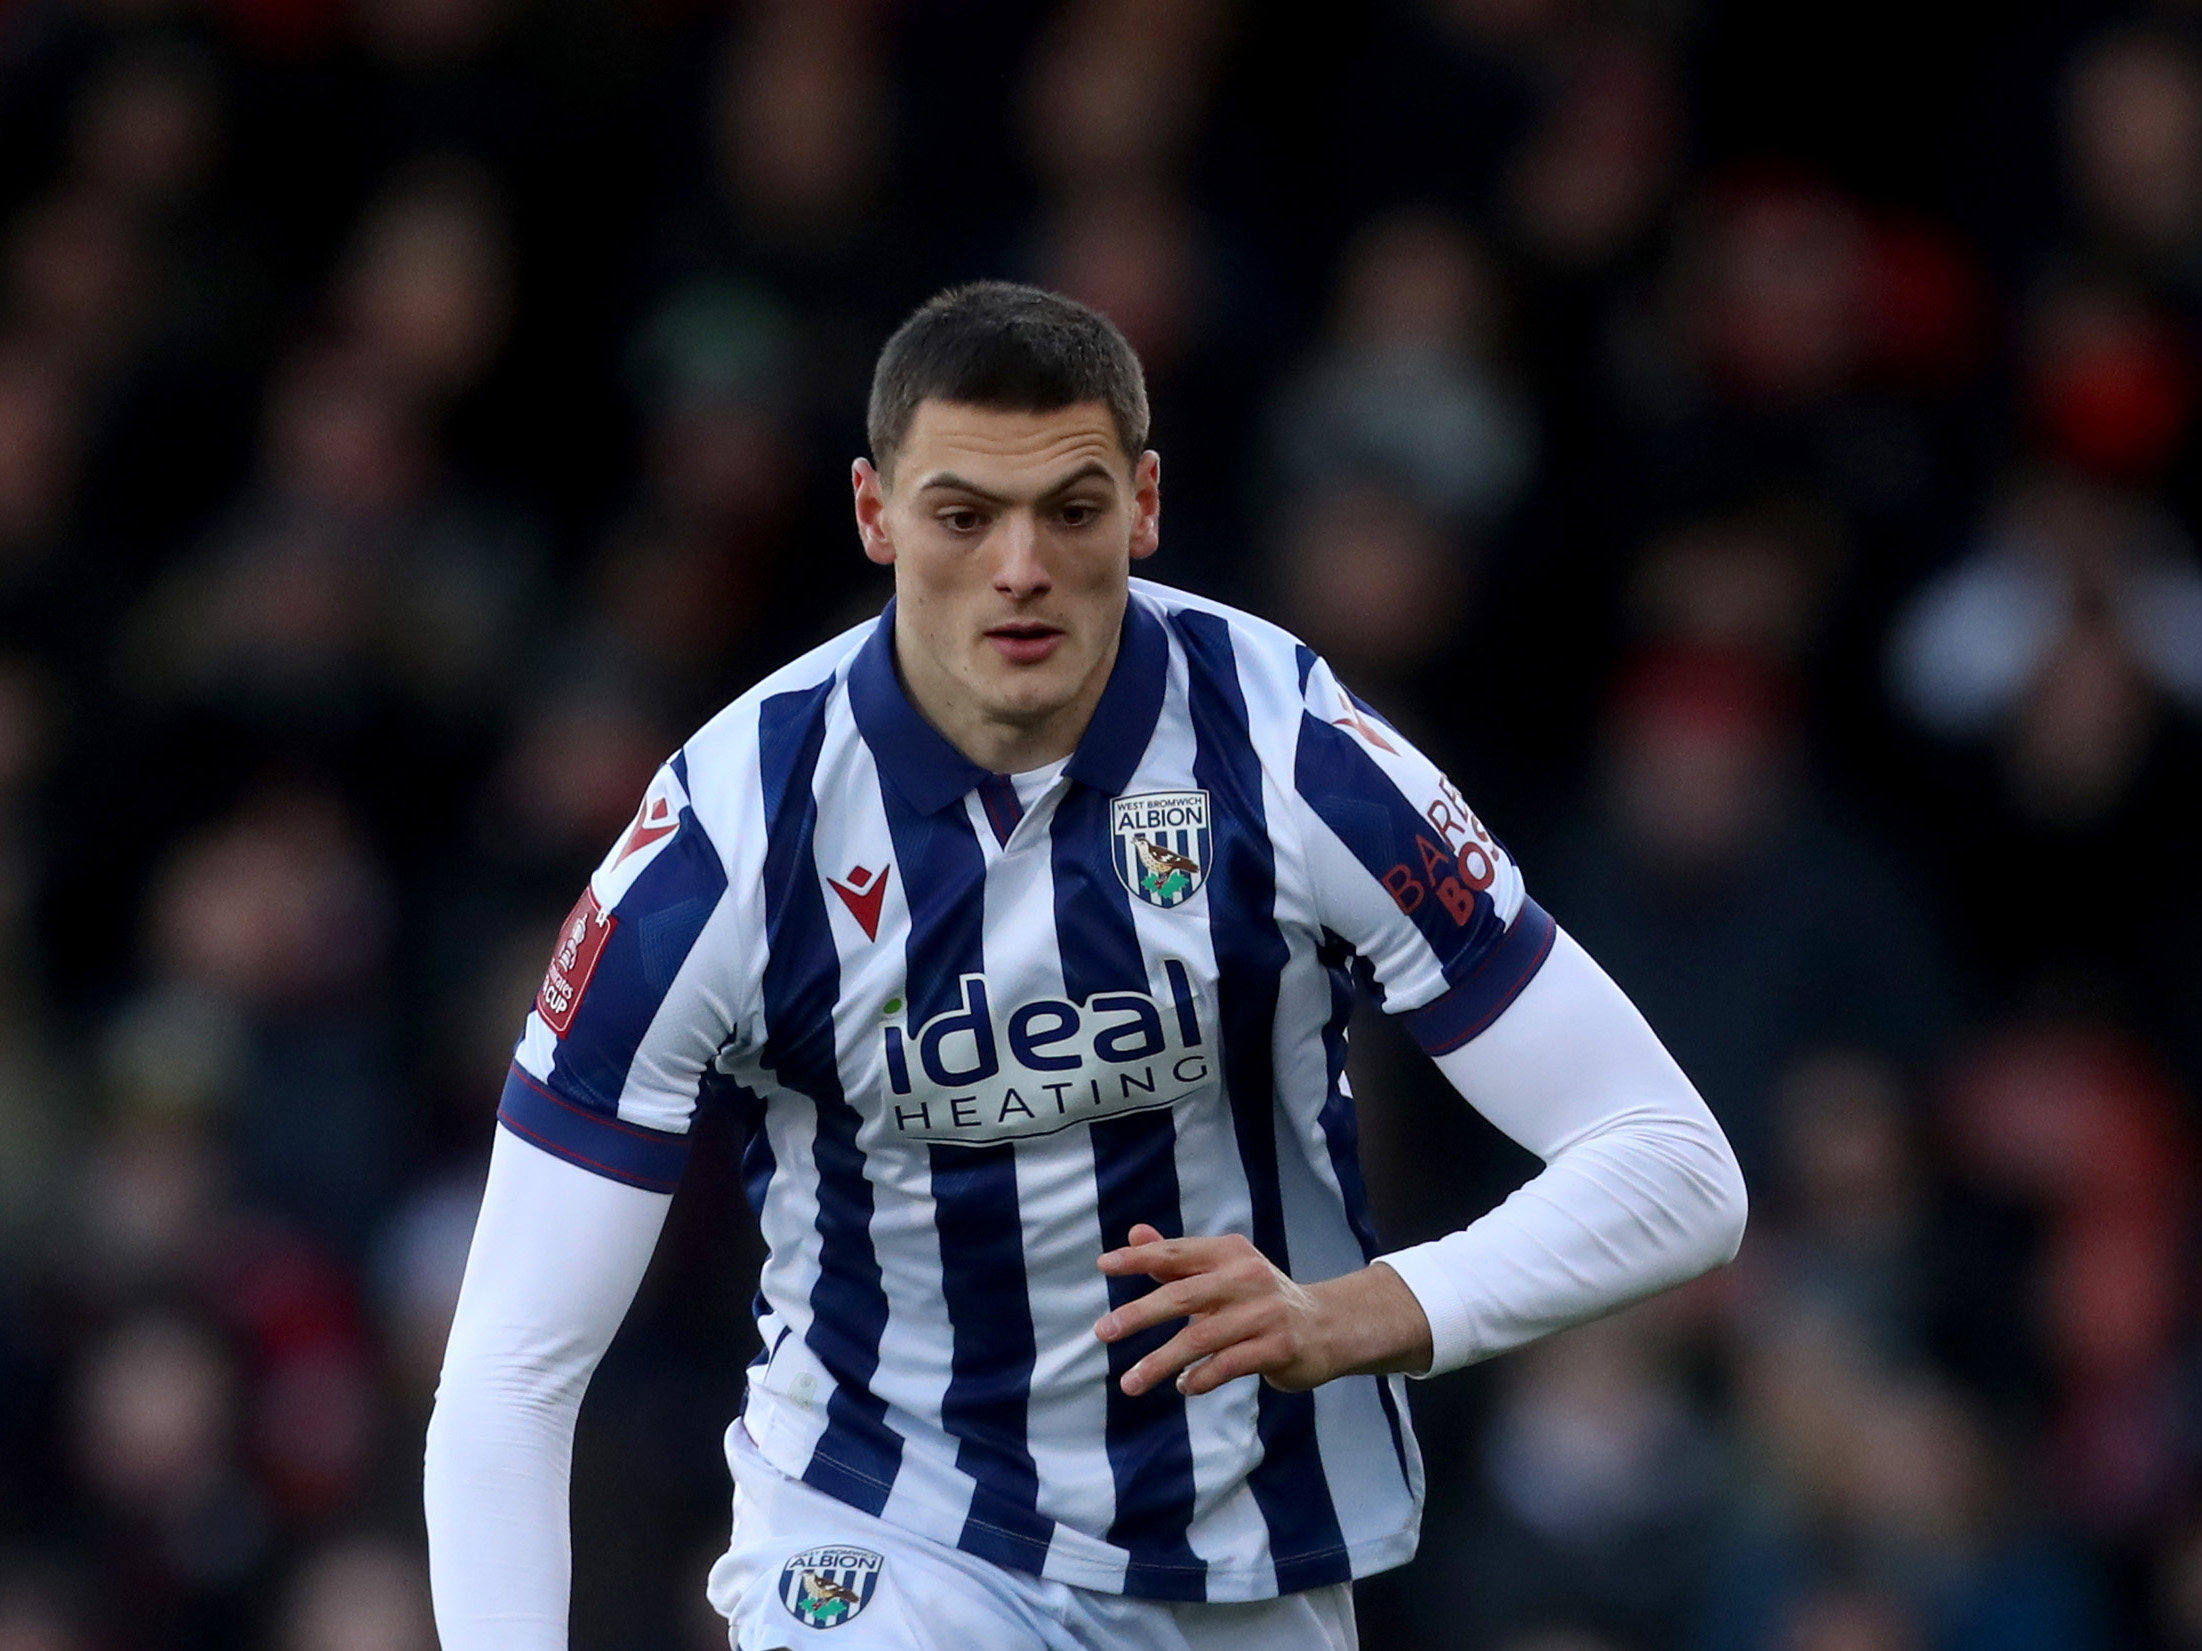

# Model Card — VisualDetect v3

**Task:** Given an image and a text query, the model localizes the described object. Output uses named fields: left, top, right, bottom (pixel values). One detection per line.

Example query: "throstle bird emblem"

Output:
left=778, top=1546, right=883, bottom=1629
left=1132, top=834, right=1200, bottom=900
left=803, top=1573, right=860, bottom=1609
left=1110, top=790, right=1211, bottom=908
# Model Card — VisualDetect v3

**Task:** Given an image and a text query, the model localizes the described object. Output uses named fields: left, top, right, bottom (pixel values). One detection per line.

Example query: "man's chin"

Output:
left=970, top=667, right=1082, bottom=726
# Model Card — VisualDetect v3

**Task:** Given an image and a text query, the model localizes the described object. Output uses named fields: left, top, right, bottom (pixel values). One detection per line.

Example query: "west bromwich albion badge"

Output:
left=779, top=1546, right=882, bottom=1630
left=1111, top=790, right=1211, bottom=908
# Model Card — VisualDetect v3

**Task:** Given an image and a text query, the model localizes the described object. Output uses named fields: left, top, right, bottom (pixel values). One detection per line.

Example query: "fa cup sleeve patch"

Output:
left=537, top=887, right=618, bottom=1038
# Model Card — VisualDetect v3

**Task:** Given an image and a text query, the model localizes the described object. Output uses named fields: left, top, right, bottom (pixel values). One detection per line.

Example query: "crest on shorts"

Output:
left=1111, top=789, right=1211, bottom=909
left=778, top=1546, right=883, bottom=1630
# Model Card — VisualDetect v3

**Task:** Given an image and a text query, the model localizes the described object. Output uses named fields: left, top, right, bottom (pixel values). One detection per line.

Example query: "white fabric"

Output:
left=711, top=1422, right=1355, bottom=1651
left=424, top=1124, right=671, bottom=1651
left=1378, top=927, right=1747, bottom=1375
left=510, top=582, right=1541, bottom=1598
left=424, top=922, right=1744, bottom=1647
left=1010, top=754, right=1071, bottom=807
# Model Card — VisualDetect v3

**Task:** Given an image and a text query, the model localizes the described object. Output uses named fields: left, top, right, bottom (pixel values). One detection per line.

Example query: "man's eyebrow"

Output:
left=912, top=461, right=1119, bottom=504
left=912, top=472, right=1008, bottom=504
left=1034, top=460, right=1118, bottom=500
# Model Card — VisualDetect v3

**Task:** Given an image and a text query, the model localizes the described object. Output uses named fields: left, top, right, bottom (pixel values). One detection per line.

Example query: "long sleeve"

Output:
left=424, top=1124, right=672, bottom=1650
left=1377, top=925, right=1748, bottom=1375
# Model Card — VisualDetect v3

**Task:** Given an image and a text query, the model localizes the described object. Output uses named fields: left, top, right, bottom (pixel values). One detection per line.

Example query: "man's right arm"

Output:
left=424, top=1124, right=673, bottom=1651
left=424, top=739, right=756, bottom=1644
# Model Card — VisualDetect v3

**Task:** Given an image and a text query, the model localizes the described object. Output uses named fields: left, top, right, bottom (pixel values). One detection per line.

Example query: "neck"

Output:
left=892, top=622, right=1120, bottom=775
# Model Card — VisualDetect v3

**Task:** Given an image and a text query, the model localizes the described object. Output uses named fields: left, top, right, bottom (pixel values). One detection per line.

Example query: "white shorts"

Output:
left=708, top=1424, right=1358, bottom=1651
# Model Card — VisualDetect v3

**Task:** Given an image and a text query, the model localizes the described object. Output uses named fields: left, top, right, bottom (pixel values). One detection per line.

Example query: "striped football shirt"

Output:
left=500, top=578, right=1556, bottom=1602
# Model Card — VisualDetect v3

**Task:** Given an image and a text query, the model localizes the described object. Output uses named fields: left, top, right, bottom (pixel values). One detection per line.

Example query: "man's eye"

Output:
left=942, top=509, right=984, bottom=533
left=1060, top=502, right=1100, bottom=527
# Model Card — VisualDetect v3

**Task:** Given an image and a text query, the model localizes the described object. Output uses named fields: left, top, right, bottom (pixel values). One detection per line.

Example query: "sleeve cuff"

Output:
left=497, top=1065, right=690, bottom=1194
left=1399, top=897, right=1557, bottom=1056
left=1376, top=1237, right=1492, bottom=1377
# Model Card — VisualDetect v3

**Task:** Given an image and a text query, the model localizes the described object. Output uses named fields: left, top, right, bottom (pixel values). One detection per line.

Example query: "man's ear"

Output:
left=853, top=458, right=896, bottom=566
left=1129, top=450, right=1161, bottom=562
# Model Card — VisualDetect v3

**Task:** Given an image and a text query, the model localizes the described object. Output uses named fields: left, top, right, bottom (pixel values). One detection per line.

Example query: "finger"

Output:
left=1122, top=1296, right=1294, bottom=1396
left=1098, top=1245, right=1202, bottom=1284
left=1126, top=1221, right=1166, bottom=1247
left=1093, top=1272, right=1234, bottom=1344
left=1175, top=1337, right=1287, bottom=1397
left=1097, top=1234, right=1189, bottom=1276
left=1098, top=1234, right=1251, bottom=1282
left=1128, top=1318, right=1295, bottom=1398
left=1095, top=1247, right=1284, bottom=1339
left=1119, top=1311, right=1250, bottom=1396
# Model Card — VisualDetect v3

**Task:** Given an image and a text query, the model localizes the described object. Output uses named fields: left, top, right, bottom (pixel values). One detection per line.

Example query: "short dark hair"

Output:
left=867, top=282, right=1150, bottom=479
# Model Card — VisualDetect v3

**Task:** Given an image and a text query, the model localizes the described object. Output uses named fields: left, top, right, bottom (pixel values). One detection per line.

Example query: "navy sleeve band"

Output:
left=1399, top=899, right=1558, bottom=1055
left=497, top=1065, right=690, bottom=1194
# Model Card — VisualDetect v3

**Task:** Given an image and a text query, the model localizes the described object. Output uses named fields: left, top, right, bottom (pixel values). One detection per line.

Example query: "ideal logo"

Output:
left=880, top=962, right=1212, bottom=1144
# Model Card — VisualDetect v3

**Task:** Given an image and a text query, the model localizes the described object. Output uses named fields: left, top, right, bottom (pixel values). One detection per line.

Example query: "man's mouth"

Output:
left=985, top=622, right=1065, bottom=665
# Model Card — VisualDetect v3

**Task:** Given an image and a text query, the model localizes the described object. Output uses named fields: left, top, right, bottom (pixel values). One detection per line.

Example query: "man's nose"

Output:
left=993, top=513, right=1051, bottom=596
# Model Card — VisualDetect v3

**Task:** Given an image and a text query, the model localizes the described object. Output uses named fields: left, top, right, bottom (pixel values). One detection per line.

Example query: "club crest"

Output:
left=1111, top=790, right=1211, bottom=909
left=778, top=1546, right=882, bottom=1630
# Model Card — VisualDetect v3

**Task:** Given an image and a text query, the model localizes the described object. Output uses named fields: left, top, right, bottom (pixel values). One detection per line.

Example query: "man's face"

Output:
left=853, top=398, right=1159, bottom=762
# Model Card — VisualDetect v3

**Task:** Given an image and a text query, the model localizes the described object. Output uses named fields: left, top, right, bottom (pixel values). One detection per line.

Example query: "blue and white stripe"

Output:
left=501, top=579, right=1547, bottom=1601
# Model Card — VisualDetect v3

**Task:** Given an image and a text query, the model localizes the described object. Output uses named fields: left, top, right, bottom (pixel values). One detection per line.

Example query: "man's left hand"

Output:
left=1094, top=1224, right=1434, bottom=1397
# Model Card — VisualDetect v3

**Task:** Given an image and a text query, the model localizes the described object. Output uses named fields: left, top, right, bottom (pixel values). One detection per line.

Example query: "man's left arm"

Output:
left=1097, top=656, right=1745, bottom=1394
left=1096, top=923, right=1746, bottom=1394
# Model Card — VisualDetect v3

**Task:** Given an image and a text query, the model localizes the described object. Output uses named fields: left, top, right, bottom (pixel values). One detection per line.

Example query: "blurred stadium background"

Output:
left=0, top=0, right=2200, bottom=1646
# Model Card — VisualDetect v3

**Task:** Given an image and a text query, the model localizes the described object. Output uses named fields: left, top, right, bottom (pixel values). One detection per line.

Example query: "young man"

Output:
left=425, top=283, right=1747, bottom=1651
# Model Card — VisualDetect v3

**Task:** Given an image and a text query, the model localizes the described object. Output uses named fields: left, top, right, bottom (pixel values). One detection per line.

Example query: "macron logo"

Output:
left=1331, top=689, right=1398, bottom=755
left=828, top=864, right=891, bottom=940
left=616, top=793, right=680, bottom=865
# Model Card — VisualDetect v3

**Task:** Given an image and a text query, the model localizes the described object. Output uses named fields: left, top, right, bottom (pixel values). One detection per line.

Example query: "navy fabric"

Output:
left=1374, top=1374, right=1412, bottom=1489
left=496, top=1065, right=689, bottom=1193
left=1400, top=899, right=1559, bottom=1054
left=545, top=807, right=727, bottom=1112
left=1293, top=711, right=1515, bottom=990
left=1174, top=609, right=1352, bottom=1593
left=1312, top=938, right=1416, bottom=1492
left=848, top=605, right=990, bottom=815
left=1050, top=781, right=1206, bottom=1600
left=1063, top=595, right=1171, bottom=798
left=519, top=588, right=1488, bottom=1600
left=850, top=594, right=1170, bottom=817
left=929, top=1143, right=1052, bottom=1572
left=976, top=771, right=1025, bottom=846
left=759, top=679, right=904, bottom=1514
left=1313, top=936, right=1382, bottom=1264
left=701, top=1064, right=781, bottom=1339
left=879, top=775, right=1053, bottom=1571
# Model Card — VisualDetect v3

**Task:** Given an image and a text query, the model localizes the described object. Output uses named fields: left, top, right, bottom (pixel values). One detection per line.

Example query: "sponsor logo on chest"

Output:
left=879, top=962, right=1212, bottom=1145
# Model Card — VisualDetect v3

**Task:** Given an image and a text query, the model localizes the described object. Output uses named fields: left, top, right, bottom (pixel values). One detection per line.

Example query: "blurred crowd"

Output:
left=0, top=0, right=2198, bottom=1647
